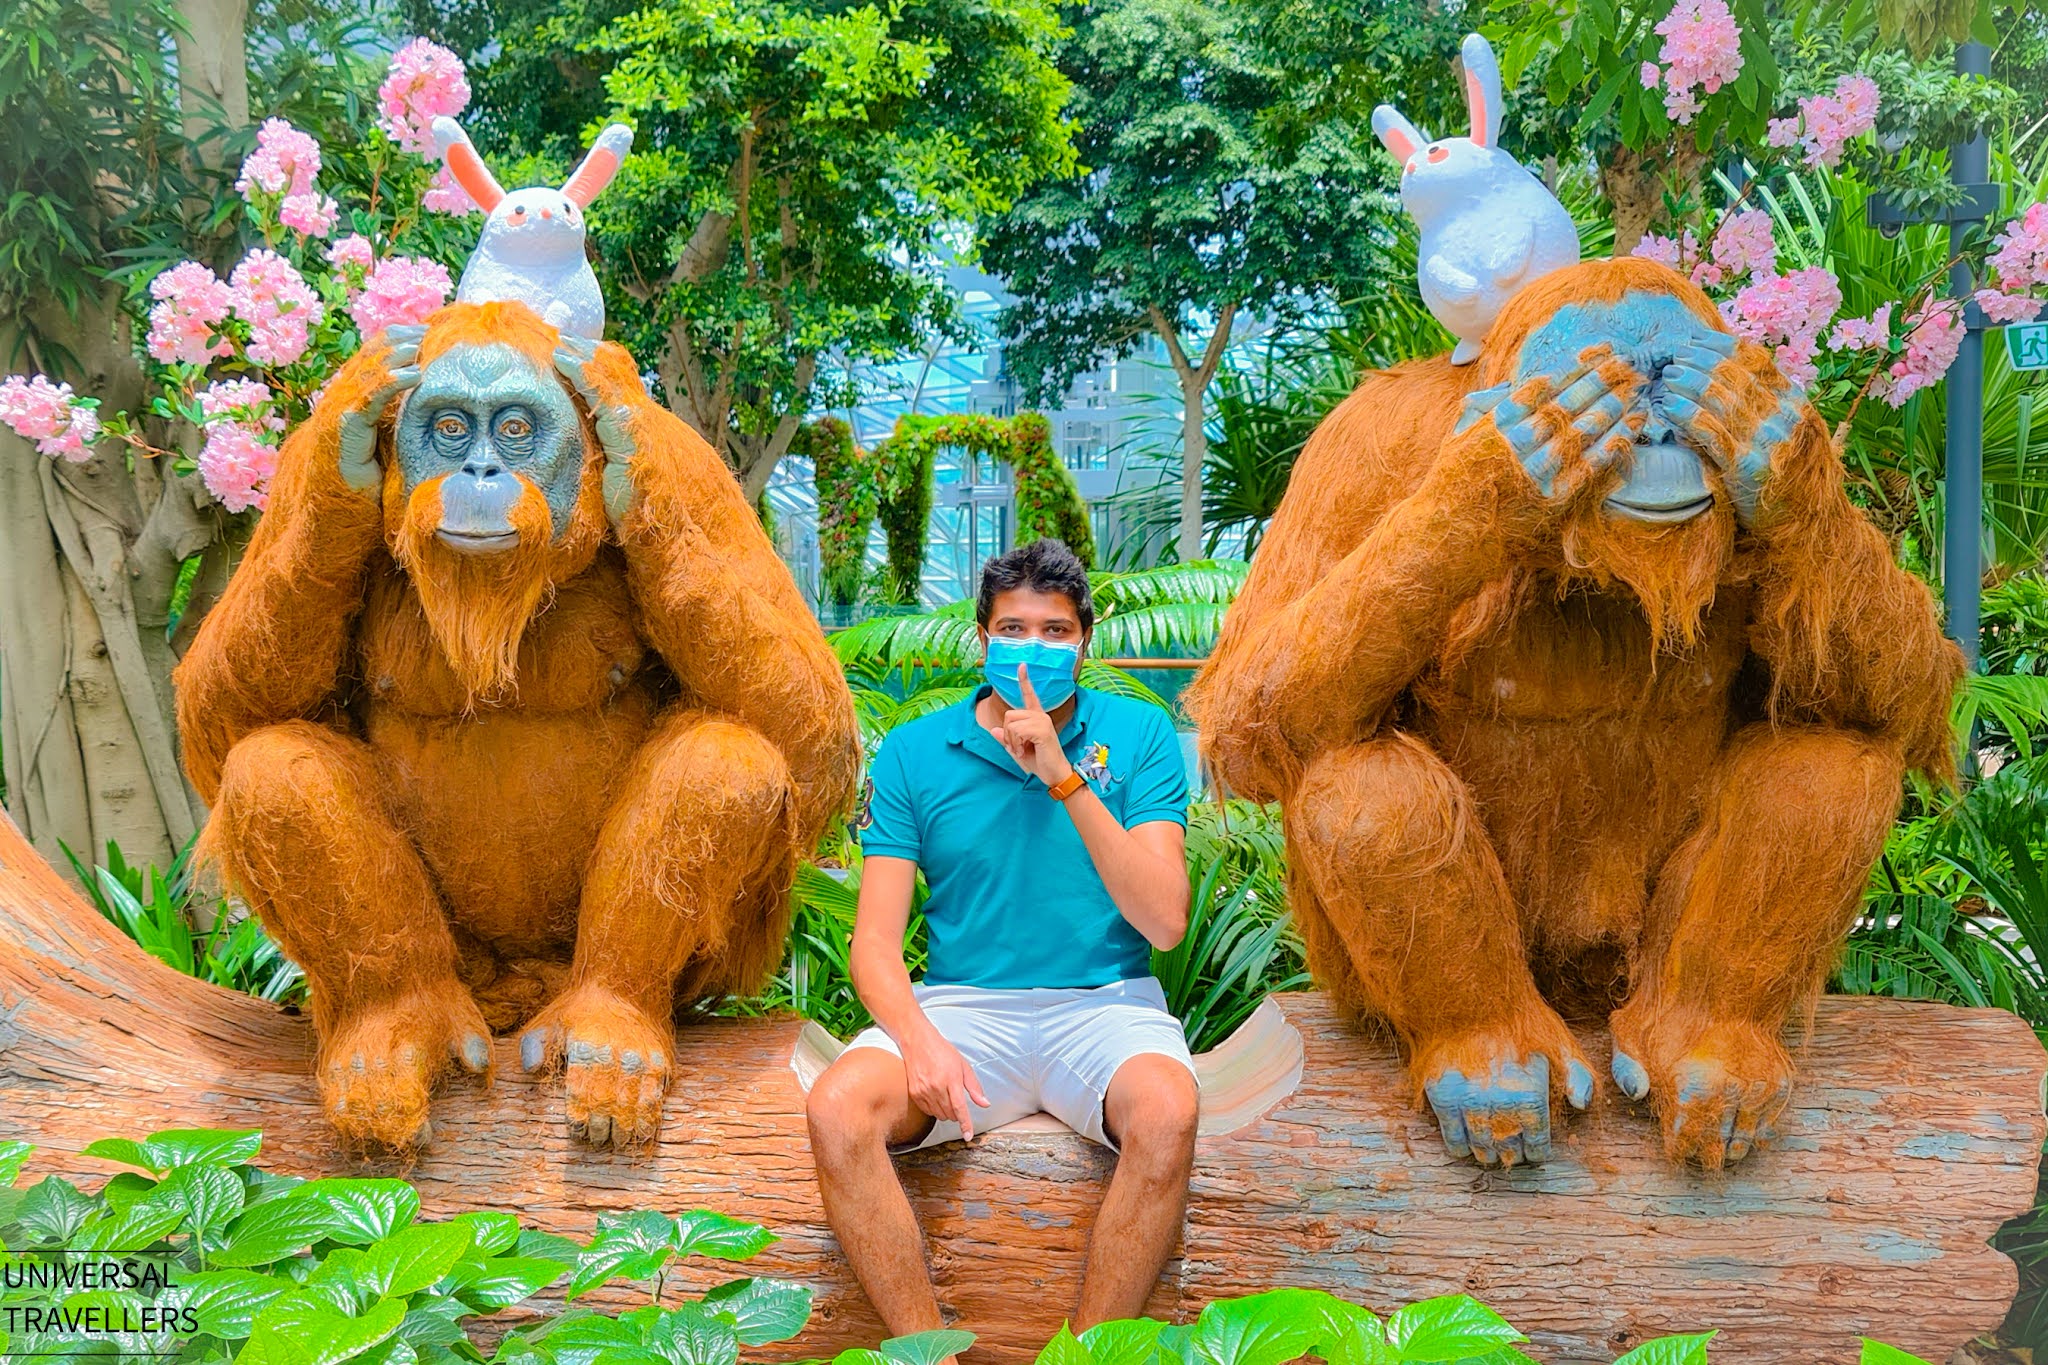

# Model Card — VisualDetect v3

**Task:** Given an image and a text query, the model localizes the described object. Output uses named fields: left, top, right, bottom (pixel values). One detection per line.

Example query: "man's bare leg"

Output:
left=1075, top=1055, right=1200, bottom=1330
left=807, top=1049, right=946, bottom=1336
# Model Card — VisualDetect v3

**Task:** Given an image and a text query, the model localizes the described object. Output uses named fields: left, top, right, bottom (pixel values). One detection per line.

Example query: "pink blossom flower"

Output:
left=146, top=262, right=235, bottom=366
left=1709, top=208, right=1777, bottom=283
left=1828, top=304, right=1893, bottom=352
left=1650, top=0, right=1743, bottom=124
left=1876, top=300, right=1963, bottom=406
left=1689, top=261, right=1726, bottom=288
left=1723, top=266, right=1842, bottom=386
left=1975, top=289, right=2043, bottom=325
left=349, top=255, right=453, bottom=336
left=228, top=250, right=323, bottom=368
left=0, top=374, right=99, bottom=461
left=1632, top=230, right=1697, bottom=272
left=421, top=163, right=481, bottom=216
left=280, top=192, right=340, bottom=237
left=326, top=234, right=375, bottom=272
left=235, top=118, right=322, bottom=201
left=197, top=421, right=279, bottom=513
left=1640, top=62, right=1661, bottom=89
left=378, top=39, right=470, bottom=155
left=1774, top=74, right=1881, bottom=169
left=197, top=377, right=285, bottom=432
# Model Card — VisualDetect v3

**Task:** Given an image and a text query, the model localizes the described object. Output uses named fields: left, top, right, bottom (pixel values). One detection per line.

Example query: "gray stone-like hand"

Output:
left=552, top=335, right=638, bottom=528
left=338, top=324, right=425, bottom=496
left=1656, top=331, right=1803, bottom=528
left=1454, top=345, right=1645, bottom=500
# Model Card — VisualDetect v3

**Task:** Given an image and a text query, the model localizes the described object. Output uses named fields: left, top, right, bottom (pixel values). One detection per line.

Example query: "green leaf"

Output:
left=1383, top=1297, right=1524, bottom=1361
left=1614, top=1334, right=1717, bottom=1365
left=291, top=1179, right=422, bottom=1244
left=141, top=1128, right=263, bottom=1171
left=0, top=1139, right=33, bottom=1185
left=1860, top=1346, right=1934, bottom=1365
left=700, top=1277, right=814, bottom=1345
left=444, top=1255, right=566, bottom=1312
left=1079, top=1320, right=1166, bottom=1365
left=669, top=1209, right=775, bottom=1261
left=449, top=1211, right=521, bottom=1257
left=365, top=1222, right=476, bottom=1299
left=17, top=1175, right=100, bottom=1244
left=69, top=1197, right=186, bottom=1251
left=397, top=1297, right=473, bottom=1350
left=1322, top=1321, right=1396, bottom=1365
left=1035, top=1324, right=1092, bottom=1365
left=1188, top=1288, right=1328, bottom=1365
left=151, top=1161, right=246, bottom=1233
left=650, top=1302, right=742, bottom=1365
left=303, top=1246, right=379, bottom=1315
left=81, top=1137, right=158, bottom=1172
left=880, top=1329, right=975, bottom=1365
left=240, top=1292, right=407, bottom=1365
left=178, top=1268, right=294, bottom=1338
left=214, top=1196, right=350, bottom=1267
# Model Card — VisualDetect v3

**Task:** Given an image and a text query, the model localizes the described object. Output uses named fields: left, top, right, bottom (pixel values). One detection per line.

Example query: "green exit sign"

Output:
left=2012, top=321, right=2048, bottom=372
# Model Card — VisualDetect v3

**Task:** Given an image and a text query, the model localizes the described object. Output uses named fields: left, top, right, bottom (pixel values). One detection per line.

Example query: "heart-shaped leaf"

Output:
left=700, top=1277, right=813, bottom=1345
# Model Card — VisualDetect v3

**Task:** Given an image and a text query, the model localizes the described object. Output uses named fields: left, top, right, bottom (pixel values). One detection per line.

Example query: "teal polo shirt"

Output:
left=856, top=686, right=1191, bottom=989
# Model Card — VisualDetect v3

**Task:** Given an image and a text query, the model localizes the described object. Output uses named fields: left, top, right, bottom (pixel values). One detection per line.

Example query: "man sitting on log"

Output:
left=806, top=538, right=1199, bottom=1335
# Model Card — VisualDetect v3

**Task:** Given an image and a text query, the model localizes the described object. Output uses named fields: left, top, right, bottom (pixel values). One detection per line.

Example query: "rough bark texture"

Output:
left=0, top=810, right=2041, bottom=1364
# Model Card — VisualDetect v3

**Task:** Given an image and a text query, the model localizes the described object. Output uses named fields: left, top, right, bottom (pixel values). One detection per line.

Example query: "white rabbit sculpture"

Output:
left=1373, top=34, right=1581, bottom=365
left=433, top=117, right=634, bottom=340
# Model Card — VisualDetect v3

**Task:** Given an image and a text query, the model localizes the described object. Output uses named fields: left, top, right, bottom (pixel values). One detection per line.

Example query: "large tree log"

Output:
left=1, top=809, right=2043, bottom=1364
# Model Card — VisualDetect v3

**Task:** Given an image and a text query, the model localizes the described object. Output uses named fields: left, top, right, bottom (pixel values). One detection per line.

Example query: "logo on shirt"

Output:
left=854, top=775, right=875, bottom=830
left=1075, top=742, right=1114, bottom=789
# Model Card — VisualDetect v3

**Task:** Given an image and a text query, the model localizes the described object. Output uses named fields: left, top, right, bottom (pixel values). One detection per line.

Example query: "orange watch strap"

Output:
left=1046, top=770, right=1088, bottom=802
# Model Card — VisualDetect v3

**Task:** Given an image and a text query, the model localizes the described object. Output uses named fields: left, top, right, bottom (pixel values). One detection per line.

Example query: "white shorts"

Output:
left=841, top=976, right=1196, bottom=1152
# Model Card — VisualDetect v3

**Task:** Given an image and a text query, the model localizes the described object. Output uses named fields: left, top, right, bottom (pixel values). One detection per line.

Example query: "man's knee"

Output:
left=806, top=1056, right=903, bottom=1164
left=1108, top=1056, right=1199, bottom=1169
left=1295, top=734, right=1472, bottom=877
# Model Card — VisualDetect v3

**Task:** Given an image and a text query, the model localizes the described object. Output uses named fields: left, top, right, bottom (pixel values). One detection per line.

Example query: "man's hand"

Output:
left=992, top=667, right=1075, bottom=787
left=337, top=325, right=425, bottom=497
left=900, top=1024, right=991, bottom=1141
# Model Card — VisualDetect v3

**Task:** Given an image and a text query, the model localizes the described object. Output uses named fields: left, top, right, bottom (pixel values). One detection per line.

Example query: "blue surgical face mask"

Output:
left=984, top=635, right=1081, bottom=709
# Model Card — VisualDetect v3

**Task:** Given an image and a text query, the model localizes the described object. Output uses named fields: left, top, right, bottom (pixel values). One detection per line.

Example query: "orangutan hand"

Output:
left=336, top=325, right=424, bottom=498
left=552, top=335, right=639, bottom=530
left=1454, top=343, right=1647, bottom=508
left=1656, top=330, right=1806, bottom=529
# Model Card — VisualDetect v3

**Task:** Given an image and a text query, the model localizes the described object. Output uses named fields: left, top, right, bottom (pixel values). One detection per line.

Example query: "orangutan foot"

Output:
left=318, top=980, right=492, bottom=1151
left=1414, top=1012, right=1595, bottom=1168
left=1609, top=1010, right=1793, bottom=1170
left=518, top=982, right=675, bottom=1148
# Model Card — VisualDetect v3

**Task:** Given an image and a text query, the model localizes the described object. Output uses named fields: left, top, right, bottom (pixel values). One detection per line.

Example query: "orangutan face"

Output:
left=394, top=343, right=586, bottom=552
left=1511, top=292, right=1726, bottom=525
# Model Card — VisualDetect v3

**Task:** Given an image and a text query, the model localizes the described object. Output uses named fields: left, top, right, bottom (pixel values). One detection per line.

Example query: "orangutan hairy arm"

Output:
left=172, top=333, right=423, bottom=803
left=1659, top=340, right=1964, bottom=778
left=1201, top=347, right=1647, bottom=799
left=552, top=337, right=859, bottom=836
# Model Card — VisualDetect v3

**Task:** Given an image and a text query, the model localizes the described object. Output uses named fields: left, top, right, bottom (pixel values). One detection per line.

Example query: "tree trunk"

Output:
left=1178, top=375, right=1208, bottom=563
left=1, top=809, right=2041, bottom=1365
left=1600, top=139, right=1709, bottom=257
left=175, top=0, right=249, bottom=158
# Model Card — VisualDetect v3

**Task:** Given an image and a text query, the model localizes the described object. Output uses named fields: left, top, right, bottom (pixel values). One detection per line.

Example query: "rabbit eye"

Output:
left=1427, top=145, right=1450, bottom=163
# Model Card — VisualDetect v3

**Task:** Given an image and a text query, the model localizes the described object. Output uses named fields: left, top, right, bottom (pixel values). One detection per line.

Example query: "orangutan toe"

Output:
left=316, top=981, right=491, bottom=1151
left=1612, top=1013, right=1794, bottom=1169
left=521, top=985, right=675, bottom=1148
left=1418, top=1020, right=1594, bottom=1168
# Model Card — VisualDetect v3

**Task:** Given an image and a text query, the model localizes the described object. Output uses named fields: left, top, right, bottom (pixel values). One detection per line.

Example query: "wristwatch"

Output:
left=1046, top=770, right=1088, bottom=802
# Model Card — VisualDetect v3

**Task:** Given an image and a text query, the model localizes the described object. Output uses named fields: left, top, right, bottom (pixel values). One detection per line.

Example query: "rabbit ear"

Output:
left=1373, top=106, right=1427, bottom=163
left=563, top=124, right=634, bottom=208
left=433, top=117, right=505, bottom=212
left=1461, top=34, right=1504, bottom=147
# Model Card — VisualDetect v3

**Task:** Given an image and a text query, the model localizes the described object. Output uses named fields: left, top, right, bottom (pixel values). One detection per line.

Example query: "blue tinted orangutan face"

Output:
left=1512, top=292, right=1724, bottom=524
left=395, top=343, right=585, bottom=551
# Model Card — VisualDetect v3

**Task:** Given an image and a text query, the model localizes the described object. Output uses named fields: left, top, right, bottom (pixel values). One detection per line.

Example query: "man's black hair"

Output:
left=975, top=538, right=1094, bottom=630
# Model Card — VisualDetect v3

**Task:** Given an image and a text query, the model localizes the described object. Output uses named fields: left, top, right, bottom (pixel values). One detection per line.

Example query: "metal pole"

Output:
left=1944, top=40, right=1991, bottom=666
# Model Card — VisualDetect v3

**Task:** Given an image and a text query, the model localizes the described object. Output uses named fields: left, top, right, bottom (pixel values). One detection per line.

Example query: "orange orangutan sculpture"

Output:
left=173, top=301, right=859, bottom=1152
left=1189, top=257, right=1963, bottom=1170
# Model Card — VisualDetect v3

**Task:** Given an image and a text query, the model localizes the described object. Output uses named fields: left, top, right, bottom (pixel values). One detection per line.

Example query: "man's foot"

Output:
left=1610, top=1007, right=1793, bottom=1169
left=1414, top=1010, right=1595, bottom=1168
left=318, top=981, right=492, bottom=1151
left=519, top=982, right=675, bottom=1148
